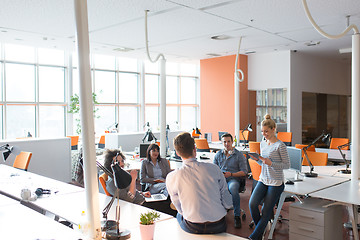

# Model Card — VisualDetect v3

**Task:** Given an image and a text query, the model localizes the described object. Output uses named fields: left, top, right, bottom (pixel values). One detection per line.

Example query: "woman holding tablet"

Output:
left=248, top=115, right=290, bottom=240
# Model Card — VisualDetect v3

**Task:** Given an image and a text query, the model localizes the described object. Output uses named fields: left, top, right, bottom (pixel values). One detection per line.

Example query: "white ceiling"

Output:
left=0, top=0, right=359, bottom=63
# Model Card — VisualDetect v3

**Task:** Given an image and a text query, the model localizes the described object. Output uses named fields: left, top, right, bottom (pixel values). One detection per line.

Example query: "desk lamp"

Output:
left=97, top=160, right=132, bottom=239
left=191, top=127, right=201, bottom=138
left=142, top=122, right=157, bottom=143
left=337, top=142, right=351, bottom=174
left=240, top=124, right=252, bottom=149
left=1, top=144, right=21, bottom=161
left=302, top=132, right=331, bottom=177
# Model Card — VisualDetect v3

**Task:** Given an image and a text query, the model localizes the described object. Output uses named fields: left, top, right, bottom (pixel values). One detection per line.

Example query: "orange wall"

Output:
left=200, top=54, right=254, bottom=142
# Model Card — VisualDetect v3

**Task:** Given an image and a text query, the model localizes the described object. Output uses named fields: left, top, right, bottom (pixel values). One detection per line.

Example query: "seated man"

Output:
left=214, top=133, right=248, bottom=228
left=166, top=132, right=232, bottom=234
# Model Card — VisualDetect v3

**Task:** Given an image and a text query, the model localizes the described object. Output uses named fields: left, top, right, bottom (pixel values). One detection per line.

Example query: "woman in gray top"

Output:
left=140, top=143, right=172, bottom=197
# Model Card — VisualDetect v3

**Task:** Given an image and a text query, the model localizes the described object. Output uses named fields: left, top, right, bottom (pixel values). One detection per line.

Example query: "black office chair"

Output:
left=238, top=178, right=247, bottom=221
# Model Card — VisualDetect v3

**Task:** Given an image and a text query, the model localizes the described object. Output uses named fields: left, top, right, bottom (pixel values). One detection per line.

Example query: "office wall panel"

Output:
left=200, top=54, right=250, bottom=142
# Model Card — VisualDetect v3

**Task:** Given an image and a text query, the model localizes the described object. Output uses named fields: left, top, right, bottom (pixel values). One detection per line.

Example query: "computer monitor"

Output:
left=140, top=143, right=151, bottom=158
left=218, top=131, right=228, bottom=141
left=287, top=146, right=302, bottom=172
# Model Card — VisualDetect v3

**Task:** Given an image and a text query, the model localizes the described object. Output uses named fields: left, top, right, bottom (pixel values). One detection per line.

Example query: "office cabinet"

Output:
left=289, top=198, right=342, bottom=240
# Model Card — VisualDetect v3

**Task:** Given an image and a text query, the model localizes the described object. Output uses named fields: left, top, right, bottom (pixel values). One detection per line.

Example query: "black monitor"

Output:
left=140, top=143, right=150, bottom=158
left=287, top=146, right=302, bottom=172
left=218, top=131, right=228, bottom=141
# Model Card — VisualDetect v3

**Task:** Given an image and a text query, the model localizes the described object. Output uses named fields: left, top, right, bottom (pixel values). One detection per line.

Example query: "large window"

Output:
left=0, top=43, right=199, bottom=139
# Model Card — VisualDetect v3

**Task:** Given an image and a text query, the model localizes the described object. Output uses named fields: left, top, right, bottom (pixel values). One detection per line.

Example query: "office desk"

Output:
left=208, top=142, right=250, bottom=153
left=0, top=164, right=83, bottom=201
left=315, top=148, right=351, bottom=163
left=268, top=169, right=350, bottom=239
left=129, top=217, right=247, bottom=239
left=0, top=193, right=19, bottom=207
left=301, top=165, right=352, bottom=178
left=34, top=191, right=173, bottom=229
left=310, top=180, right=360, bottom=240
left=0, top=202, right=84, bottom=239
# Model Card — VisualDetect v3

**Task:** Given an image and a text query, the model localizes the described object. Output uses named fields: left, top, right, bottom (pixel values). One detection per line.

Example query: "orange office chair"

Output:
left=67, top=136, right=79, bottom=150
left=192, top=128, right=201, bottom=138
left=248, top=159, right=261, bottom=183
left=295, top=144, right=316, bottom=151
left=249, top=142, right=260, bottom=154
left=13, top=151, right=32, bottom=171
left=99, top=173, right=112, bottom=196
left=295, top=144, right=316, bottom=160
left=98, top=135, right=105, bottom=149
left=194, top=138, right=210, bottom=152
left=248, top=159, right=262, bottom=228
left=277, top=132, right=292, bottom=146
left=329, top=138, right=349, bottom=150
left=302, top=151, right=328, bottom=166
left=239, top=130, right=250, bottom=143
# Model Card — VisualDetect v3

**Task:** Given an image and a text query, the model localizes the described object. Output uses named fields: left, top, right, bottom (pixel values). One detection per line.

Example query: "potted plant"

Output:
left=68, top=93, right=100, bottom=135
left=139, top=210, right=160, bottom=240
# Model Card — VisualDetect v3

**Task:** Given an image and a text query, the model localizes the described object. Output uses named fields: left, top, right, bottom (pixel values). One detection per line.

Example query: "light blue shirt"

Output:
left=214, top=148, right=248, bottom=176
left=150, top=161, right=163, bottom=179
left=166, top=158, right=233, bottom=223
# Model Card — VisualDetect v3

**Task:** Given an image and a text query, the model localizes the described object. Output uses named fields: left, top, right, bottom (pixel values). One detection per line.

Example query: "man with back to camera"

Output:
left=214, top=133, right=248, bottom=228
left=166, top=132, right=233, bottom=234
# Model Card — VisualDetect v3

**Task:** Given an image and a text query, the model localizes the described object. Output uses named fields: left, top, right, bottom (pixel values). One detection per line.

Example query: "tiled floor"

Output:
left=225, top=179, right=359, bottom=240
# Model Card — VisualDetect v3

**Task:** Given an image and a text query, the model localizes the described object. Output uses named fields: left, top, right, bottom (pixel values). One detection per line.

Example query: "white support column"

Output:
left=73, top=1, right=101, bottom=239
left=351, top=33, right=360, bottom=181
left=235, top=76, right=240, bottom=144
left=159, top=58, right=166, bottom=157
left=140, top=61, right=145, bottom=130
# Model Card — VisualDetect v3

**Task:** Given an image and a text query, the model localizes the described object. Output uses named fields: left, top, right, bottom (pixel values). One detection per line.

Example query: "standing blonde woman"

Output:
left=248, top=115, right=290, bottom=240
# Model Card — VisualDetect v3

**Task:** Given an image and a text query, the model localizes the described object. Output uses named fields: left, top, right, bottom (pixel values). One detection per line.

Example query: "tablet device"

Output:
left=144, top=193, right=167, bottom=202
left=248, top=152, right=260, bottom=159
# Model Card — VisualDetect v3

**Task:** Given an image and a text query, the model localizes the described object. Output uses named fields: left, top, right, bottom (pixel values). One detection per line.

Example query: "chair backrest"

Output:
left=98, top=135, right=105, bottom=148
left=329, top=138, right=349, bottom=150
left=194, top=138, right=210, bottom=152
left=192, top=129, right=201, bottom=138
left=302, top=151, right=328, bottom=166
left=67, top=136, right=79, bottom=150
left=249, top=142, right=260, bottom=154
left=239, top=130, right=250, bottom=143
left=248, top=159, right=261, bottom=181
left=295, top=144, right=315, bottom=151
left=99, top=173, right=111, bottom=196
left=13, top=152, right=32, bottom=171
left=277, top=132, right=292, bottom=146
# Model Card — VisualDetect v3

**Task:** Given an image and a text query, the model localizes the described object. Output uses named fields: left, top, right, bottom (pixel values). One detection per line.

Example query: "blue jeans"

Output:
left=249, top=181, right=284, bottom=240
left=227, top=178, right=241, bottom=217
left=176, top=213, right=226, bottom=234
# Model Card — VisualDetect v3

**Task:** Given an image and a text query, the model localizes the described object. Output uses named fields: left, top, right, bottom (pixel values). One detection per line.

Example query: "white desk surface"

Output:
left=129, top=218, right=247, bottom=240
left=301, top=165, right=352, bottom=178
left=0, top=203, right=84, bottom=240
left=0, top=194, right=19, bottom=207
left=34, top=191, right=173, bottom=228
left=315, top=147, right=351, bottom=161
left=283, top=169, right=349, bottom=196
left=208, top=142, right=250, bottom=153
left=310, top=180, right=360, bottom=206
left=0, top=164, right=83, bottom=200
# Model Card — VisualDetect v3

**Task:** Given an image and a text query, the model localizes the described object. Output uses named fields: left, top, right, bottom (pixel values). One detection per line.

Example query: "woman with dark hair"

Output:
left=140, top=143, right=171, bottom=196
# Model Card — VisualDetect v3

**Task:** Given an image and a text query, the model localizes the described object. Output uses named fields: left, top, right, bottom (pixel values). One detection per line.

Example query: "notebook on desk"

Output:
left=144, top=193, right=167, bottom=202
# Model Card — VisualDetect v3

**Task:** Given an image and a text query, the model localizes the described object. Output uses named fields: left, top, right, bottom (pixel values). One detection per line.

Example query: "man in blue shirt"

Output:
left=214, top=133, right=248, bottom=228
left=166, top=132, right=233, bottom=234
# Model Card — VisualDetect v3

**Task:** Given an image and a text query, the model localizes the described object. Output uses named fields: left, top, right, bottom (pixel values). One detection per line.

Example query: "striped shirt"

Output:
left=258, top=140, right=290, bottom=186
